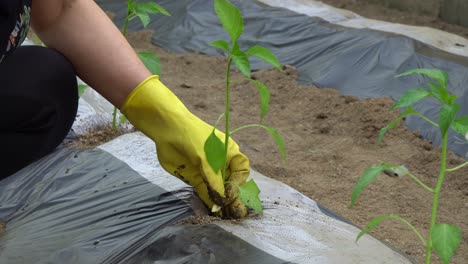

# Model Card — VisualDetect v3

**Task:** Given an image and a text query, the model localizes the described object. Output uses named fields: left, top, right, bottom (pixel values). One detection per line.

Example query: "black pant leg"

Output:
left=0, top=46, right=78, bottom=178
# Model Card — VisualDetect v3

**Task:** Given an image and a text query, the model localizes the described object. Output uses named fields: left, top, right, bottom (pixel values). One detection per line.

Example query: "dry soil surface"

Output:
left=320, top=0, right=468, bottom=39
left=86, top=31, right=467, bottom=264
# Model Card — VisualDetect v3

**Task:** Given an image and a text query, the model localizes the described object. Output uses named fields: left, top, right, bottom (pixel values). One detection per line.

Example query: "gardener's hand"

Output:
left=121, top=76, right=250, bottom=218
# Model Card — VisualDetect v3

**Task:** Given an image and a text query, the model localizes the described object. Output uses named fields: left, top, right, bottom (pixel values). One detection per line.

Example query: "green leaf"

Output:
left=204, top=129, right=226, bottom=174
left=428, top=82, right=449, bottom=103
left=357, top=214, right=410, bottom=242
left=214, top=0, right=244, bottom=42
left=447, top=95, right=457, bottom=104
left=245, top=45, right=281, bottom=70
left=238, top=179, right=262, bottom=213
left=136, top=13, right=151, bottom=28
left=135, top=2, right=170, bottom=16
left=210, top=40, right=230, bottom=52
left=127, top=0, right=136, bottom=13
left=351, top=164, right=396, bottom=207
left=451, top=116, right=468, bottom=136
left=251, top=80, right=270, bottom=123
left=137, top=51, right=161, bottom=75
left=439, top=103, right=460, bottom=136
left=391, top=88, right=430, bottom=110
left=397, top=68, right=449, bottom=88
left=378, top=107, right=418, bottom=144
left=261, top=126, right=286, bottom=161
left=119, top=114, right=127, bottom=125
left=232, top=47, right=251, bottom=77
left=77, top=84, right=88, bottom=97
left=432, top=224, right=462, bottom=264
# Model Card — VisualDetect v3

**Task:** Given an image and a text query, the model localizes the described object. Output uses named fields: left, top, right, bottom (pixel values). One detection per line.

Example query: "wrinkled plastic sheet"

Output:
left=97, top=0, right=468, bottom=158
left=0, top=146, right=285, bottom=263
left=0, top=147, right=193, bottom=263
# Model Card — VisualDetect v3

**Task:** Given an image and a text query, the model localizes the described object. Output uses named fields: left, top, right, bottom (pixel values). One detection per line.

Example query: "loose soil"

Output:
left=72, top=126, right=126, bottom=149
left=320, top=0, right=468, bottom=39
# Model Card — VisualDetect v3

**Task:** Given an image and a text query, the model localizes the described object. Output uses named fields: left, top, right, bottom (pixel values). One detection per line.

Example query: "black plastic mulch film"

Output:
left=97, top=0, right=468, bottom=158
left=0, top=148, right=287, bottom=263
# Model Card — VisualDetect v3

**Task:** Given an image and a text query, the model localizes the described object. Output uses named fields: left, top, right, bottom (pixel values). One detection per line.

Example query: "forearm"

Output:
left=31, top=0, right=150, bottom=108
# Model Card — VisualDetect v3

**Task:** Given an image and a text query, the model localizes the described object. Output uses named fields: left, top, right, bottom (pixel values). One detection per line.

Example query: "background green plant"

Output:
left=111, top=0, right=170, bottom=129
left=204, top=0, right=286, bottom=215
left=351, top=69, right=466, bottom=264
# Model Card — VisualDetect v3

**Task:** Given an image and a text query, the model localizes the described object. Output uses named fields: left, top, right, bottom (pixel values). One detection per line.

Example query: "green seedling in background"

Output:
left=204, top=0, right=286, bottom=215
left=112, top=0, right=170, bottom=129
left=78, top=83, right=88, bottom=97
left=351, top=69, right=465, bottom=264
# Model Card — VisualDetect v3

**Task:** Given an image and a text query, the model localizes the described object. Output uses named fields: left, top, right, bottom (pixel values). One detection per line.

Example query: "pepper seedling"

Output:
left=351, top=69, right=465, bottom=264
left=204, top=0, right=286, bottom=215
left=112, top=0, right=170, bottom=129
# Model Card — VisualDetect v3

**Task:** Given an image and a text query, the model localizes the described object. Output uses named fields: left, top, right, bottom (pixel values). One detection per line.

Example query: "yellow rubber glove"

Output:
left=121, top=75, right=250, bottom=218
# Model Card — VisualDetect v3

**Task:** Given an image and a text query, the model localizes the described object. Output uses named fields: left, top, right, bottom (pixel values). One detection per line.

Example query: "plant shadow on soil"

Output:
left=76, top=30, right=468, bottom=264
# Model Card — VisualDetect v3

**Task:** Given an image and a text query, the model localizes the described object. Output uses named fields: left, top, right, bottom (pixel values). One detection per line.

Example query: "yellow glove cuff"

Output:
left=121, top=75, right=159, bottom=113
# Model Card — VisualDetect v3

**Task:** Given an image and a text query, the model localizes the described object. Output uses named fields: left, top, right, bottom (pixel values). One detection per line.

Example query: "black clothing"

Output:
left=0, top=46, right=78, bottom=178
left=0, top=3, right=79, bottom=178
left=0, top=0, right=32, bottom=63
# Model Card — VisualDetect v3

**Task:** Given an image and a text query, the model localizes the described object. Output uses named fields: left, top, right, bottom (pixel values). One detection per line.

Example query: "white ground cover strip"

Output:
left=259, top=0, right=468, bottom=58
left=97, top=132, right=411, bottom=264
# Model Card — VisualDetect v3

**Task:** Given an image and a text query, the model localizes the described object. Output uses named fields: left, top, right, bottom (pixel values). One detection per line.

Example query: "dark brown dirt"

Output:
left=109, top=30, right=467, bottom=264
left=72, top=126, right=125, bottom=149
left=176, top=215, right=223, bottom=226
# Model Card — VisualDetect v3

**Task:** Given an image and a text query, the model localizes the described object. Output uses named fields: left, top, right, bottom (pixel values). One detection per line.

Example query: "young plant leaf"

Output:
left=137, top=51, right=161, bottom=75
left=438, top=103, right=460, bottom=136
left=356, top=215, right=421, bottom=244
left=78, top=84, right=88, bottom=97
left=251, top=80, right=270, bottom=123
left=397, top=68, right=449, bottom=88
left=238, top=179, right=262, bottom=213
left=232, top=48, right=251, bottom=77
left=262, top=126, right=286, bottom=161
left=351, top=164, right=396, bottom=207
left=214, top=0, right=244, bottom=43
left=210, top=40, right=230, bottom=52
left=447, top=95, right=457, bottom=104
left=127, top=0, right=136, bottom=14
left=134, top=2, right=170, bottom=27
left=391, top=88, right=430, bottom=110
left=136, top=12, right=151, bottom=28
left=451, top=116, right=468, bottom=136
left=378, top=107, right=418, bottom=144
left=428, top=82, right=449, bottom=103
left=246, top=45, right=281, bottom=70
left=204, top=129, right=226, bottom=174
left=136, top=2, right=170, bottom=16
left=432, top=224, right=462, bottom=264
left=119, top=114, right=128, bottom=124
